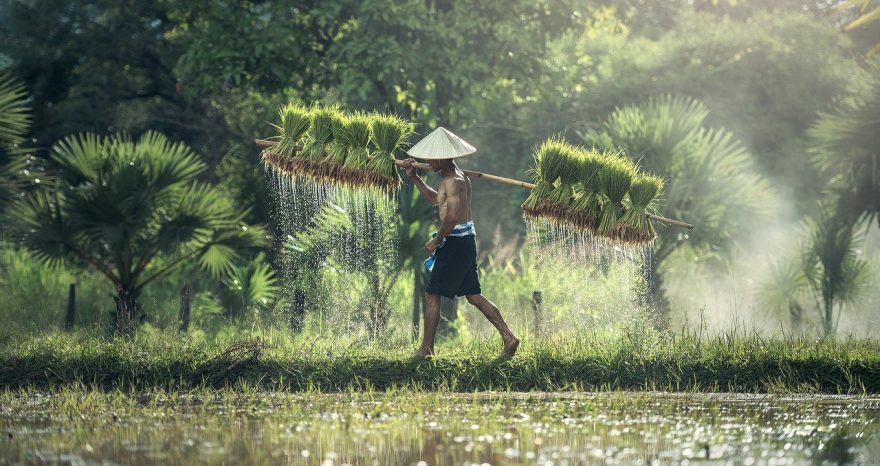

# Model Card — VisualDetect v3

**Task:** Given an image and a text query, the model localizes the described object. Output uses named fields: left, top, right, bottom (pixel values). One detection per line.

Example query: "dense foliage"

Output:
left=0, top=0, right=876, bottom=336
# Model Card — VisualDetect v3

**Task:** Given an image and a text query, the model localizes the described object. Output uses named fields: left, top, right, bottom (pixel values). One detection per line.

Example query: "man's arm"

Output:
left=402, top=158, right=438, bottom=206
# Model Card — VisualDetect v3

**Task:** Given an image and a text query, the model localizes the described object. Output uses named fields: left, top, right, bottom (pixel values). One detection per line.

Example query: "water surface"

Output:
left=2, top=392, right=878, bottom=465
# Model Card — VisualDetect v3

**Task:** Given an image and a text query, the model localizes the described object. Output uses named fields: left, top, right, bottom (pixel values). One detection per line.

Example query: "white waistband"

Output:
left=448, top=221, right=476, bottom=237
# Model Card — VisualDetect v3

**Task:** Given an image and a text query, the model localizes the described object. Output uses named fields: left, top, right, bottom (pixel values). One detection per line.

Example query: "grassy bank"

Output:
left=2, top=329, right=879, bottom=393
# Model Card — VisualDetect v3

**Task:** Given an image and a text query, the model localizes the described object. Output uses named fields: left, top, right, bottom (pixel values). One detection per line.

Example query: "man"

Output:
left=402, top=127, right=519, bottom=358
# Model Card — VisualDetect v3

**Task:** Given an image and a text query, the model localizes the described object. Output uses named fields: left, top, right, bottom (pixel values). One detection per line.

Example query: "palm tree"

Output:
left=12, top=132, right=268, bottom=333
left=802, top=208, right=872, bottom=336
left=581, top=96, right=773, bottom=313
left=758, top=258, right=808, bottom=334
left=0, top=73, right=31, bottom=219
left=808, top=64, right=879, bottom=230
left=215, top=252, right=279, bottom=320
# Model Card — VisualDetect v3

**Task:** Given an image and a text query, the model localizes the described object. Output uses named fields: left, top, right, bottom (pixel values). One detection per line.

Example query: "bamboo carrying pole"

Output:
left=256, top=139, right=694, bottom=230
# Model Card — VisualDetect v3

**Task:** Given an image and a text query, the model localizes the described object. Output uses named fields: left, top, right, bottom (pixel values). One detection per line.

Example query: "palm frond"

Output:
left=582, top=95, right=771, bottom=253
left=0, top=73, right=30, bottom=149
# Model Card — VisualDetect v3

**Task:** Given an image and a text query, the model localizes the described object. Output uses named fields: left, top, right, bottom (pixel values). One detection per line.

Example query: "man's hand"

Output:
left=423, top=238, right=439, bottom=255
left=402, top=158, right=419, bottom=179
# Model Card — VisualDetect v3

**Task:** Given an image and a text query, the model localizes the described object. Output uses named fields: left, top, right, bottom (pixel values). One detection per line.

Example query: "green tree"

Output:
left=808, top=64, right=880, bottom=229
left=166, top=0, right=579, bottom=126
left=582, top=96, right=773, bottom=313
left=12, top=132, right=267, bottom=332
left=802, top=208, right=872, bottom=336
left=0, top=0, right=190, bottom=145
left=530, top=10, right=858, bottom=214
left=758, top=258, right=808, bottom=333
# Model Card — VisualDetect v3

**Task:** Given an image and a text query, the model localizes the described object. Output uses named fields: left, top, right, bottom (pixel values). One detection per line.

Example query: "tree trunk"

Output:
left=112, top=285, right=142, bottom=335
left=823, top=294, right=834, bottom=336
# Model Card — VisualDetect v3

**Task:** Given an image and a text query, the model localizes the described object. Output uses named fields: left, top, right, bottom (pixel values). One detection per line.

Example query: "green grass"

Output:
left=2, top=328, right=878, bottom=393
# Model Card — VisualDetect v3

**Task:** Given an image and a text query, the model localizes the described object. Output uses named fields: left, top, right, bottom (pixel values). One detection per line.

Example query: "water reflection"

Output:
left=1, top=392, right=879, bottom=465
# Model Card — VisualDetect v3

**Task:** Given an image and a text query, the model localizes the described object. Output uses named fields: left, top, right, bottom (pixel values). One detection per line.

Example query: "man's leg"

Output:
left=465, top=294, right=520, bottom=357
left=416, top=292, right=442, bottom=356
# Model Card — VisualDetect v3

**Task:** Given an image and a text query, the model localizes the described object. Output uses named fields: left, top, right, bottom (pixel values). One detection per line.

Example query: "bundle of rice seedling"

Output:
left=338, top=112, right=373, bottom=186
left=320, top=112, right=350, bottom=180
left=262, top=103, right=312, bottom=178
left=299, top=106, right=339, bottom=178
left=275, top=103, right=311, bottom=158
left=544, top=144, right=583, bottom=219
left=522, top=138, right=571, bottom=219
left=597, top=156, right=637, bottom=237
left=366, top=113, right=412, bottom=192
left=619, top=173, right=664, bottom=243
left=259, top=112, right=691, bottom=243
left=569, top=149, right=606, bottom=231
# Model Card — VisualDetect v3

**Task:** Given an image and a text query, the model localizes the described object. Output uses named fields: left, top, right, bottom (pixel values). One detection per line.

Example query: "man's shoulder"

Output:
left=440, top=175, right=466, bottom=191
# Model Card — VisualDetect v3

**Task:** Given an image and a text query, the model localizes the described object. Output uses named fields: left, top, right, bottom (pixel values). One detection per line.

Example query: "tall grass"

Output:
left=2, top=326, right=878, bottom=393
left=0, top=248, right=110, bottom=331
left=0, top=247, right=233, bottom=334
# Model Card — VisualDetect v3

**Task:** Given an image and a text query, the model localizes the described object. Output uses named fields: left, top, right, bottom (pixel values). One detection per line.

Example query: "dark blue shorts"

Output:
left=425, top=235, right=481, bottom=299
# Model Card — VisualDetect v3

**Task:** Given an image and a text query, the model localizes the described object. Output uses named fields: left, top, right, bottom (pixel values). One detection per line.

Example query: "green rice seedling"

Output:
left=262, top=103, right=312, bottom=179
left=301, top=106, right=338, bottom=162
left=522, top=147, right=555, bottom=215
left=597, top=155, right=637, bottom=237
left=339, top=112, right=373, bottom=186
left=321, top=112, right=351, bottom=179
left=522, top=138, right=574, bottom=218
left=367, top=113, right=412, bottom=192
left=620, top=173, right=664, bottom=242
left=569, top=149, right=606, bottom=231
left=275, top=103, right=311, bottom=158
left=545, top=145, right=582, bottom=208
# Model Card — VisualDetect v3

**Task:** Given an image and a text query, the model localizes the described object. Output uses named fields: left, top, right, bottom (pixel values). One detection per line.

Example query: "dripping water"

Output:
left=266, top=164, right=399, bottom=338
left=524, top=216, right=654, bottom=336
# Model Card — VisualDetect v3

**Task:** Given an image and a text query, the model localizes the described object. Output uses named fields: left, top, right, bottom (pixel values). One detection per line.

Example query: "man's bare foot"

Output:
left=502, top=336, right=520, bottom=358
left=413, top=348, right=433, bottom=359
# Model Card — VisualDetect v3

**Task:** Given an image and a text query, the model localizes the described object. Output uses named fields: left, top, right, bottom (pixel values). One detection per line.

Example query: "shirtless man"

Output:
left=403, top=156, right=520, bottom=358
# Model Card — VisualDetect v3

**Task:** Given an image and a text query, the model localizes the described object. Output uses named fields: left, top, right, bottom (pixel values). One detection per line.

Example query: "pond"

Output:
left=1, top=392, right=879, bottom=465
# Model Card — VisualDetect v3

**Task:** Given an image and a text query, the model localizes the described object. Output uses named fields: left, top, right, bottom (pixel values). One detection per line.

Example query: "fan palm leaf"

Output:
left=0, top=73, right=31, bottom=209
left=10, top=131, right=267, bottom=332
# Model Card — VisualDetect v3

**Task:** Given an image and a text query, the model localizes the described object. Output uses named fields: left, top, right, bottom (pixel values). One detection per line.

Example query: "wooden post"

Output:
left=179, top=283, right=191, bottom=333
left=64, top=284, right=76, bottom=331
left=532, top=290, right=543, bottom=336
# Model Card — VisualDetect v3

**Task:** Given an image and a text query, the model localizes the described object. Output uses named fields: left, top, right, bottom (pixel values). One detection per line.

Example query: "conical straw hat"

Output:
left=406, top=127, right=476, bottom=160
